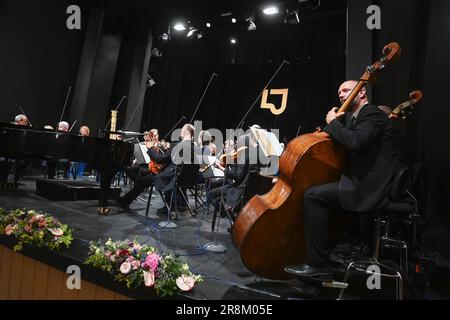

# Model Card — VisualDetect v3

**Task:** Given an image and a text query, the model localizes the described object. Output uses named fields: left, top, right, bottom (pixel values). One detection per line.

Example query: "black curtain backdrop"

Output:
left=143, top=14, right=346, bottom=143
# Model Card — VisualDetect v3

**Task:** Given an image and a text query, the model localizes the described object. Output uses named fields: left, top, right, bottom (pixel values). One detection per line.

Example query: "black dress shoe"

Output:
left=284, top=264, right=332, bottom=277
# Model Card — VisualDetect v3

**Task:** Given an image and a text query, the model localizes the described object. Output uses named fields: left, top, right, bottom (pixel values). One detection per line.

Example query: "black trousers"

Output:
left=303, top=182, right=341, bottom=267
left=122, top=174, right=154, bottom=205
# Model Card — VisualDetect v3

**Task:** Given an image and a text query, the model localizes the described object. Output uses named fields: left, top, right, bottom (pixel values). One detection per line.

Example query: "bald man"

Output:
left=285, top=80, right=399, bottom=277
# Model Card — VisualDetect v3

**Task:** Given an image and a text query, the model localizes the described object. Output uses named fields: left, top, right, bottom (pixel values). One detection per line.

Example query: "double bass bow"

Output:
left=232, top=42, right=401, bottom=279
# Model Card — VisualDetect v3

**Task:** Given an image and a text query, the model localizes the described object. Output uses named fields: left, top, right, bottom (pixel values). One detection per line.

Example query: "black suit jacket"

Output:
left=147, top=139, right=200, bottom=192
left=323, top=103, right=399, bottom=212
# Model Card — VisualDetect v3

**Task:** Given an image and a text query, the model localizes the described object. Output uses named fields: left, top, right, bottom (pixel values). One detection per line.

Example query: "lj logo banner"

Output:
left=261, top=88, right=289, bottom=115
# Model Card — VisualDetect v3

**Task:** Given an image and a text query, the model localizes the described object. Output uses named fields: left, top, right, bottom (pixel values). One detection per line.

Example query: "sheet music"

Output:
left=250, top=127, right=283, bottom=157
left=139, top=144, right=150, bottom=164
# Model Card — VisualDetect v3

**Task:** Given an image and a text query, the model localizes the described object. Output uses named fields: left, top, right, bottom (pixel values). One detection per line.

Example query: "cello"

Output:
left=232, top=42, right=401, bottom=279
left=389, top=90, right=423, bottom=120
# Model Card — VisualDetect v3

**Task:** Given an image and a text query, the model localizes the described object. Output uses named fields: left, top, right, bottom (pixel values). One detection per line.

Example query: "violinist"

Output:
left=123, top=131, right=150, bottom=182
left=146, top=129, right=170, bottom=175
left=284, top=80, right=400, bottom=278
left=206, top=134, right=260, bottom=219
left=118, top=124, right=195, bottom=210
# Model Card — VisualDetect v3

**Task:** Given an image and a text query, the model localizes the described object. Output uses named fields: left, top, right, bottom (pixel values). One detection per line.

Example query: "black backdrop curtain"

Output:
left=142, top=14, right=346, bottom=143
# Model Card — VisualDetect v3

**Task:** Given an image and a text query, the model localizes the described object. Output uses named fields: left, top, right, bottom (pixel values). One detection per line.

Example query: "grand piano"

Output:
left=0, top=122, right=134, bottom=210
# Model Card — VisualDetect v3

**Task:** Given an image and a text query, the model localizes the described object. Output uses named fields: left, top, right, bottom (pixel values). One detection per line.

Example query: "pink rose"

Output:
left=131, top=260, right=141, bottom=270
left=24, top=224, right=32, bottom=233
left=105, top=250, right=112, bottom=257
left=4, top=224, right=16, bottom=235
left=142, top=253, right=160, bottom=271
left=120, top=261, right=131, bottom=274
left=143, top=270, right=155, bottom=287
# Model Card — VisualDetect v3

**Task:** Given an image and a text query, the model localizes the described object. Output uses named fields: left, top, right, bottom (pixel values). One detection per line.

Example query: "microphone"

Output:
left=213, top=73, right=219, bottom=77
left=283, top=59, right=290, bottom=65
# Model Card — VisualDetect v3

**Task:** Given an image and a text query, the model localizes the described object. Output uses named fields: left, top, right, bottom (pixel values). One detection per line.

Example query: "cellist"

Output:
left=284, top=80, right=401, bottom=277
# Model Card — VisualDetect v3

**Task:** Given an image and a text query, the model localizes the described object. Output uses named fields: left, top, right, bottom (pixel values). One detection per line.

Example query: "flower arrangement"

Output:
left=0, top=207, right=73, bottom=252
left=84, top=238, right=203, bottom=297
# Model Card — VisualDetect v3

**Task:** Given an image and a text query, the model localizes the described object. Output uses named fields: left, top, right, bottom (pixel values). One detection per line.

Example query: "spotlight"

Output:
left=263, top=6, right=279, bottom=15
left=230, top=38, right=237, bottom=44
left=246, top=18, right=257, bottom=31
left=206, top=22, right=211, bottom=28
left=173, top=23, right=186, bottom=31
left=284, top=9, right=300, bottom=24
left=160, top=33, right=170, bottom=41
left=231, top=18, right=237, bottom=23
left=187, top=27, right=197, bottom=37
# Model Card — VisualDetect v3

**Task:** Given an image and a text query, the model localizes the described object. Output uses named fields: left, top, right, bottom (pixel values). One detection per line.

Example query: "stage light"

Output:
left=173, top=23, right=186, bottom=31
left=206, top=22, right=211, bottom=28
left=161, top=33, right=169, bottom=41
left=246, top=18, right=257, bottom=31
left=230, top=38, right=237, bottom=44
left=231, top=18, right=237, bottom=23
left=284, top=9, right=300, bottom=24
left=263, top=6, right=279, bottom=15
left=187, top=27, right=196, bottom=37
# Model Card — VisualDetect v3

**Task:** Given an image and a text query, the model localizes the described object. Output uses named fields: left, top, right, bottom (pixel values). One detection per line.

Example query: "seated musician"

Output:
left=14, top=114, right=30, bottom=126
left=205, top=133, right=260, bottom=218
left=47, top=121, right=71, bottom=179
left=118, top=124, right=197, bottom=210
left=198, top=130, right=213, bottom=156
left=125, top=130, right=151, bottom=182
left=79, top=125, right=90, bottom=136
left=284, top=80, right=400, bottom=277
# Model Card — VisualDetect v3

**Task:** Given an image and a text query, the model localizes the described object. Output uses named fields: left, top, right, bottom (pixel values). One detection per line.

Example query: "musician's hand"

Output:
left=145, top=141, right=153, bottom=149
left=214, top=159, right=220, bottom=167
left=326, top=107, right=345, bottom=124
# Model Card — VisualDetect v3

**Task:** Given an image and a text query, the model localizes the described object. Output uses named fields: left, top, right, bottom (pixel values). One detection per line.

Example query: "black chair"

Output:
left=173, top=163, right=201, bottom=218
left=338, top=165, right=425, bottom=300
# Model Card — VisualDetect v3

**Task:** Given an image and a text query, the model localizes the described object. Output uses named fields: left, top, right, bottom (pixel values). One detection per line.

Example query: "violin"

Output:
left=389, top=90, right=423, bottom=120
left=199, top=146, right=247, bottom=173
left=147, top=139, right=170, bottom=175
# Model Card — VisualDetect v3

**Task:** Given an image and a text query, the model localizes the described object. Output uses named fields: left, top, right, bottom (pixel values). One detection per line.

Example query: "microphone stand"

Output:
left=205, top=60, right=289, bottom=253
left=124, top=78, right=152, bottom=131
left=18, top=105, right=32, bottom=126
left=57, top=86, right=72, bottom=130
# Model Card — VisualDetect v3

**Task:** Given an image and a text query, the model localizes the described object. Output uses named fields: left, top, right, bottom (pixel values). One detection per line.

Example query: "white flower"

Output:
left=143, top=270, right=155, bottom=287
left=176, top=274, right=195, bottom=291
left=120, top=261, right=131, bottom=274
left=47, top=227, right=63, bottom=236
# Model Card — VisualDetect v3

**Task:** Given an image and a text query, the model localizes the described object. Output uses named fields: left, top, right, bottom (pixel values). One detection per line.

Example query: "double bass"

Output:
left=232, top=42, right=401, bottom=279
left=389, top=90, right=423, bottom=120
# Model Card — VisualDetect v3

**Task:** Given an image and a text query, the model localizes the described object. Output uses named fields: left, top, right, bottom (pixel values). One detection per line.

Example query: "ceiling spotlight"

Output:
left=187, top=27, right=197, bottom=37
left=206, top=22, right=211, bottom=28
left=284, top=9, right=300, bottom=24
left=263, top=6, right=280, bottom=15
left=173, top=23, right=186, bottom=31
left=230, top=38, right=237, bottom=44
left=246, top=18, right=257, bottom=31
left=160, top=33, right=170, bottom=41
left=196, top=32, right=203, bottom=39
left=231, top=18, right=237, bottom=23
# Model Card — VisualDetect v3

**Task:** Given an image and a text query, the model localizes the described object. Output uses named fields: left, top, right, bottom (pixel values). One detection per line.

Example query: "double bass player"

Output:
left=285, top=80, right=401, bottom=277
